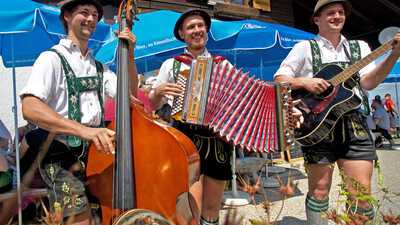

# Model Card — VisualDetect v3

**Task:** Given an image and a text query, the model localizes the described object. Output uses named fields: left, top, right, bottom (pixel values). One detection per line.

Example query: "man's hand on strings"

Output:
left=81, top=127, right=115, bottom=155
left=302, top=77, right=330, bottom=95
left=116, top=27, right=137, bottom=51
left=154, top=83, right=184, bottom=97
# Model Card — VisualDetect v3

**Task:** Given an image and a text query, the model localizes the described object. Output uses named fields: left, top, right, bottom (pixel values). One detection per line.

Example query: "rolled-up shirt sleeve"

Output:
left=146, top=59, right=175, bottom=109
left=151, top=58, right=175, bottom=88
left=274, top=41, right=308, bottom=78
left=20, top=51, right=59, bottom=102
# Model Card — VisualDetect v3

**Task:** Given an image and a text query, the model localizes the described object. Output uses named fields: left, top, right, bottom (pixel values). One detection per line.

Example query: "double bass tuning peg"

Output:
left=129, top=0, right=139, bottom=22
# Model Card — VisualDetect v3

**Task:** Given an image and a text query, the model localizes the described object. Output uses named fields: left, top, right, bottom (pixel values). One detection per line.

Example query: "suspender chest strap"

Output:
left=49, top=49, right=104, bottom=147
left=309, top=39, right=361, bottom=74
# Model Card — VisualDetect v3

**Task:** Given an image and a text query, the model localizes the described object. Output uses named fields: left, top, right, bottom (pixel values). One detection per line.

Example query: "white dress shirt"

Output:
left=274, top=35, right=376, bottom=79
left=20, top=39, right=117, bottom=127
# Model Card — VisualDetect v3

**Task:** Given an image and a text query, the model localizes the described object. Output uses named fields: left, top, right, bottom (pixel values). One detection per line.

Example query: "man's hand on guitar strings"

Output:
left=302, top=77, right=330, bottom=95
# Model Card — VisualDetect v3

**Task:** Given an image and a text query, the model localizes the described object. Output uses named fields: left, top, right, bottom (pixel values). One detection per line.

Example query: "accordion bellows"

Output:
left=171, top=57, right=294, bottom=153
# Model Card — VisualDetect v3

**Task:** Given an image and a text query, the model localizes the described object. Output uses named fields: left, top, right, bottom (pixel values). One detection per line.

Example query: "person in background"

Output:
left=372, top=96, right=394, bottom=148
left=0, top=119, right=13, bottom=194
left=383, top=93, right=398, bottom=135
left=273, top=0, right=400, bottom=224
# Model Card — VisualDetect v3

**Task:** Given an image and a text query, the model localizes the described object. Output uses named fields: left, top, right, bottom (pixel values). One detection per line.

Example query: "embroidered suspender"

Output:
left=348, top=40, right=361, bottom=63
left=172, top=59, right=182, bottom=82
left=49, top=49, right=104, bottom=147
left=309, top=39, right=361, bottom=74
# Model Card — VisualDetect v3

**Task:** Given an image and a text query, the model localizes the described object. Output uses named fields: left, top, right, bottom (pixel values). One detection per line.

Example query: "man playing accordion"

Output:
left=148, top=9, right=232, bottom=225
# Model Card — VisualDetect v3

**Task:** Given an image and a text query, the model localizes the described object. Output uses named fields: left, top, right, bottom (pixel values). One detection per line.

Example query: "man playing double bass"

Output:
left=148, top=9, right=233, bottom=225
left=20, top=0, right=138, bottom=224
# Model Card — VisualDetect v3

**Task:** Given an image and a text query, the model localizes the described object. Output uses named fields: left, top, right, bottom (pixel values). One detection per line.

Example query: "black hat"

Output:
left=312, top=0, right=351, bottom=18
left=173, top=9, right=211, bottom=42
left=60, top=0, right=103, bottom=22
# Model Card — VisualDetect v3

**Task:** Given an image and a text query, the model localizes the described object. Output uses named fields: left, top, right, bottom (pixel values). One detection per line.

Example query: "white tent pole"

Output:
left=231, top=146, right=238, bottom=196
left=11, top=35, right=22, bottom=225
left=395, top=81, right=399, bottom=114
left=260, top=56, right=263, bottom=80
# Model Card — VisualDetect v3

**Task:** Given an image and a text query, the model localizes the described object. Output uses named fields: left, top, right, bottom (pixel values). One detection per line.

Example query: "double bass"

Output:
left=86, top=1, right=200, bottom=224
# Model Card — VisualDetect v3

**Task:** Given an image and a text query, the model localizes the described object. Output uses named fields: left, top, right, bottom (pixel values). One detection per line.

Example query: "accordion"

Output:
left=171, top=56, right=294, bottom=153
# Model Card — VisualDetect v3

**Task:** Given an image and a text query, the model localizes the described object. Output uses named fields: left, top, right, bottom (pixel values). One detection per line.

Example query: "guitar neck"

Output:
left=329, top=41, right=393, bottom=86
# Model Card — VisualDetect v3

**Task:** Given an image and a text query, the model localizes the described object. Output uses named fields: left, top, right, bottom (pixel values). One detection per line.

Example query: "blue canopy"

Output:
left=374, top=53, right=400, bottom=83
left=384, top=59, right=400, bottom=82
left=207, top=20, right=315, bottom=80
left=96, top=10, right=315, bottom=80
left=96, top=10, right=185, bottom=72
left=0, top=0, right=112, bottom=68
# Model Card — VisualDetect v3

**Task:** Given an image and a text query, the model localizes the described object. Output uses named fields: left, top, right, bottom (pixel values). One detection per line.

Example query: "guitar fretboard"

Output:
left=329, top=40, right=393, bottom=86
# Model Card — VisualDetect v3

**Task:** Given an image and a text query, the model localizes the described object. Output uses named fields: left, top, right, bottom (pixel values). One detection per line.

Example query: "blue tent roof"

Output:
left=0, top=0, right=112, bottom=67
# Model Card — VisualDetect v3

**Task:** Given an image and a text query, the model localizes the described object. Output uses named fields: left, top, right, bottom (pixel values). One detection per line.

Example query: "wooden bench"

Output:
left=0, top=188, right=48, bottom=202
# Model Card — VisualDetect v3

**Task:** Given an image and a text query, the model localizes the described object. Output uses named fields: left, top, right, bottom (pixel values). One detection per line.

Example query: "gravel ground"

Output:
left=220, top=141, right=400, bottom=225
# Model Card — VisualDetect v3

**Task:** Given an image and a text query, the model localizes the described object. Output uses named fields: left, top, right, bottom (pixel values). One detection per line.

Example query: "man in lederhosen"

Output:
left=274, top=0, right=400, bottom=224
left=148, top=9, right=233, bottom=225
left=19, top=0, right=138, bottom=224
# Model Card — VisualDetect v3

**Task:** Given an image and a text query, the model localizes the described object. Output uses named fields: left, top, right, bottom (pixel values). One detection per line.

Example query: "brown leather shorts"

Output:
left=23, top=129, right=89, bottom=218
left=172, top=121, right=233, bottom=181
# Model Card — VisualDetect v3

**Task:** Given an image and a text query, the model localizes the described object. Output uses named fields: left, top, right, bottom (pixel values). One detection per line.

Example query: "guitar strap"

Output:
left=309, top=39, right=359, bottom=73
left=49, top=49, right=104, bottom=147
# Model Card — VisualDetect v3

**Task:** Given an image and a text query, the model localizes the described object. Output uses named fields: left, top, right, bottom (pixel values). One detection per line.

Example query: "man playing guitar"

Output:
left=274, top=0, right=400, bottom=224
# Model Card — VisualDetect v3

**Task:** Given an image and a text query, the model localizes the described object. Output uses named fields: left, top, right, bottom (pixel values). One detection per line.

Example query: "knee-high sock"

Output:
left=350, top=205, right=375, bottom=221
left=305, top=194, right=329, bottom=225
left=200, top=216, right=219, bottom=225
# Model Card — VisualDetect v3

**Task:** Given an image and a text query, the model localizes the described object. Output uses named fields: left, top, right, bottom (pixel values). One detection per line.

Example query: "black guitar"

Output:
left=294, top=40, right=394, bottom=146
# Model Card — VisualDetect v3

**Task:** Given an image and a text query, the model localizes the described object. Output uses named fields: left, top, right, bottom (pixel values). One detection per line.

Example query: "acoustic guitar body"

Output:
left=293, top=64, right=362, bottom=146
